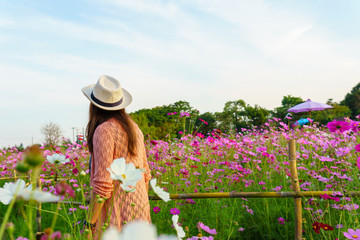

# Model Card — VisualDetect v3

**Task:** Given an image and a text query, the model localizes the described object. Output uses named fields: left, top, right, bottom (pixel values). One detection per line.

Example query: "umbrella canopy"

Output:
left=287, top=99, right=333, bottom=113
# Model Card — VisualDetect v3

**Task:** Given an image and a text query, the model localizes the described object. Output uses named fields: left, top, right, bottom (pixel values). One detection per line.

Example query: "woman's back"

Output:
left=90, top=118, right=151, bottom=238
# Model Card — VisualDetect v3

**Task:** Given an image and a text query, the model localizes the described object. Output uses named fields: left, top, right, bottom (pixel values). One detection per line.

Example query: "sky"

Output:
left=0, top=0, right=359, bottom=147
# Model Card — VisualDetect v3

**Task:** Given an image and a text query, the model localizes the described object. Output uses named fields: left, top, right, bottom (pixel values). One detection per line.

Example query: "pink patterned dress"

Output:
left=90, top=118, right=151, bottom=239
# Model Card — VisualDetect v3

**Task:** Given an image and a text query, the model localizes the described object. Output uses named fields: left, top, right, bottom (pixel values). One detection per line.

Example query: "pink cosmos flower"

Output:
left=336, top=224, right=344, bottom=229
left=327, top=120, right=352, bottom=133
left=170, top=207, right=180, bottom=215
left=355, top=144, right=360, bottom=153
left=344, top=229, right=360, bottom=239
left=351, top=121, right=360, bottom=132
left=277, top=217, right=285, bottom=225
left=343, top=203, right=359, bottom=211
left=55, top=181, right=75, bottom=198
left=319, top=194, right=340, bottom=202
left=199, top=119, right=208, bottom=125
left=335, top=147, right=351, bottom=157
left=153, top=206, right=161, bottom=214
left=180, top=112, right=190, bottom=117
left=197, top=222, right=217, bottom=235
left=72, top=168, right=78, bottom=174
left=50, top=231, right=62, bottom=239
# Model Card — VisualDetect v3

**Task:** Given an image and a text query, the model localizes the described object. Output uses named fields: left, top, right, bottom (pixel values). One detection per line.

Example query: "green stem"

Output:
left=25, top=204, right=72, bottom=227
left=0, top=197, right=16, bottom=239
left=26, top=201, right=35, bottom=240
left=51, top=201, right=61, bottom=231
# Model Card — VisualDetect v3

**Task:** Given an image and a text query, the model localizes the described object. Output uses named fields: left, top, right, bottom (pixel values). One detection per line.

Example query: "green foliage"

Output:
left=194, top=112, right=217, bottom=135
left=341, top=82, right=360, bottom=118
left=131, top=100, right=199, bottom=139
left=272, top=95, right=304, bottom=119
left=244, top=104, right=270, bottom=126
left=131, top=93, right=357, bottom=140
left=311, top=99, right=351, bottom=124
left=215, top=100, right=247, bottom=132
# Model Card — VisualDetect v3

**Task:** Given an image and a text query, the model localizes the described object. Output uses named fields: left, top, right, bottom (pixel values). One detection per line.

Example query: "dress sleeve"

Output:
left=91, top=124, right=114, bottom=198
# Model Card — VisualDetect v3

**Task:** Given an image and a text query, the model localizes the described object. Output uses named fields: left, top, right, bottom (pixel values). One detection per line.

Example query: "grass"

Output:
left=0, top=120, right=359, bottom=239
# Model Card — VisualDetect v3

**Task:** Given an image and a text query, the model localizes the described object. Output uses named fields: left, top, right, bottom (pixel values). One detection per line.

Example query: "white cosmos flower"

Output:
left=101, top=221, right=177, bottom=240
left=0, top=179, right=60, bottom=204
left=106, top=158, right=144, bottom=192
left=150, top=179, right=170, bottom=202
left=101, top=227, right=120, bottom=240
left=172, top=215, right=185, bottom=240
left=102, top=221, right=156, bottom=240
left=0, top=179, right=32, bottom=205
left=46, top=153, right=69, bottom=164
left=21, top=189, right=60, bottom=203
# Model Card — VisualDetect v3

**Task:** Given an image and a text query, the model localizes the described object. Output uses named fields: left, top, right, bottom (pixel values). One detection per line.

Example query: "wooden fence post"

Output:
left=36, top=178, right=42, bottom=238
left=289, top=139, right=302, bottom=240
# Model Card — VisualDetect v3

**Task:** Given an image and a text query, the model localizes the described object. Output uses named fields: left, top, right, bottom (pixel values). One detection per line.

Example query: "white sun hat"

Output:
left=81, top=75, right=132, bottom=111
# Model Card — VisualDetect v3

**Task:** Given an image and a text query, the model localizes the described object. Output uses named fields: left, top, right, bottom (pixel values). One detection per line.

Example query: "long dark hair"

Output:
left=86, top=104, right=137, bottom=157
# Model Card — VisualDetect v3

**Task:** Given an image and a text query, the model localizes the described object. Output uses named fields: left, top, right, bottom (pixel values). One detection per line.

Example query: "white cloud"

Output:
left=103, top=0, right=180, bottom=20
left=1, top=0, right=360, bottom=146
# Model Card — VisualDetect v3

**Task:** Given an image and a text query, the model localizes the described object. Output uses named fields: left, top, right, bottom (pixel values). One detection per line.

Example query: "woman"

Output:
left=81, top=75, right=152, bottom=239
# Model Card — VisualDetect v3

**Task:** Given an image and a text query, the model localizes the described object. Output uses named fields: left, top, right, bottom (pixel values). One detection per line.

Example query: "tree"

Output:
left=194, top=112, right=217, bottom=134
left=341, top=82, right=360, bottom=118
left=216, top=100, right=247, bottom=132
left=244, top=105, right=270, bottom=126
left=169, top=100, right=196, bottom=115
left=311, top=99, right=351, bottom=124
left=272, top=95, right=304, bottom=119
left=41, top=122, right=62, bottom=146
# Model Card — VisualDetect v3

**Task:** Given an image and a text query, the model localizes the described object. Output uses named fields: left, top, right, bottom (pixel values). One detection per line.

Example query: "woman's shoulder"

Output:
left=94, top=119, right=117, bottom=135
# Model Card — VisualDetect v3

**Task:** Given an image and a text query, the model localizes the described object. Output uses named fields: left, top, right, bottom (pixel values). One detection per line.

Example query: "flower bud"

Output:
left=97, top=198, right=104, bottom=203
left=24, top=145, right=44, bottom=167
left=63, top=233, right=71, bottom=240
left=16, top=162, right=30, bottom=173
left=5, top=222, right=14, bottom=235
left=131, top=203, right=135, bottom=207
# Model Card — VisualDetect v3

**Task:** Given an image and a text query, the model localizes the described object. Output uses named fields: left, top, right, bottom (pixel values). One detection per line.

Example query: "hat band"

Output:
left=91, top=92, right=123, bottom=107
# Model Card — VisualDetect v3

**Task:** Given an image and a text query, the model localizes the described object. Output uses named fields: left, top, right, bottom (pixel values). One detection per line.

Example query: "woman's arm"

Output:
left=89, top=123, right=115, bottom=223
left=88, top=190, right=105, bottom=224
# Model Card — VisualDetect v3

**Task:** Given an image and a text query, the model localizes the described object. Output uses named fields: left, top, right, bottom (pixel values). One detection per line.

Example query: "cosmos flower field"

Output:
left=0, top=117, right=359, bottom=240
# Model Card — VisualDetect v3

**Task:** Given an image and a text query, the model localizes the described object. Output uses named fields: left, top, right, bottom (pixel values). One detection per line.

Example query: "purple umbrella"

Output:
left=287, top=99, right=333, bottom=117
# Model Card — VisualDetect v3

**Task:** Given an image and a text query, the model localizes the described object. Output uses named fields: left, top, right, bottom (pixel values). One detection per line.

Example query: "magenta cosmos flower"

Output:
left=344, top=229, right=360, bottom=239
left=152, top=206, right=161, bottom=214
left=170, top=207, right=180, bottom=215
left=327, top=120, right=352, bottom=133
left=355, top=144, right=360, bottom=153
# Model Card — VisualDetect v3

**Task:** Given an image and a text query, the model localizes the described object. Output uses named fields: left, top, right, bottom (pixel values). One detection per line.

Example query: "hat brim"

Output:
left=81, top=84, right=132, bottom=111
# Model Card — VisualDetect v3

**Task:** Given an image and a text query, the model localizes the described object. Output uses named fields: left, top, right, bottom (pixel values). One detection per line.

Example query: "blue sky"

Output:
left=0, top=0, right=359, bottom=147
